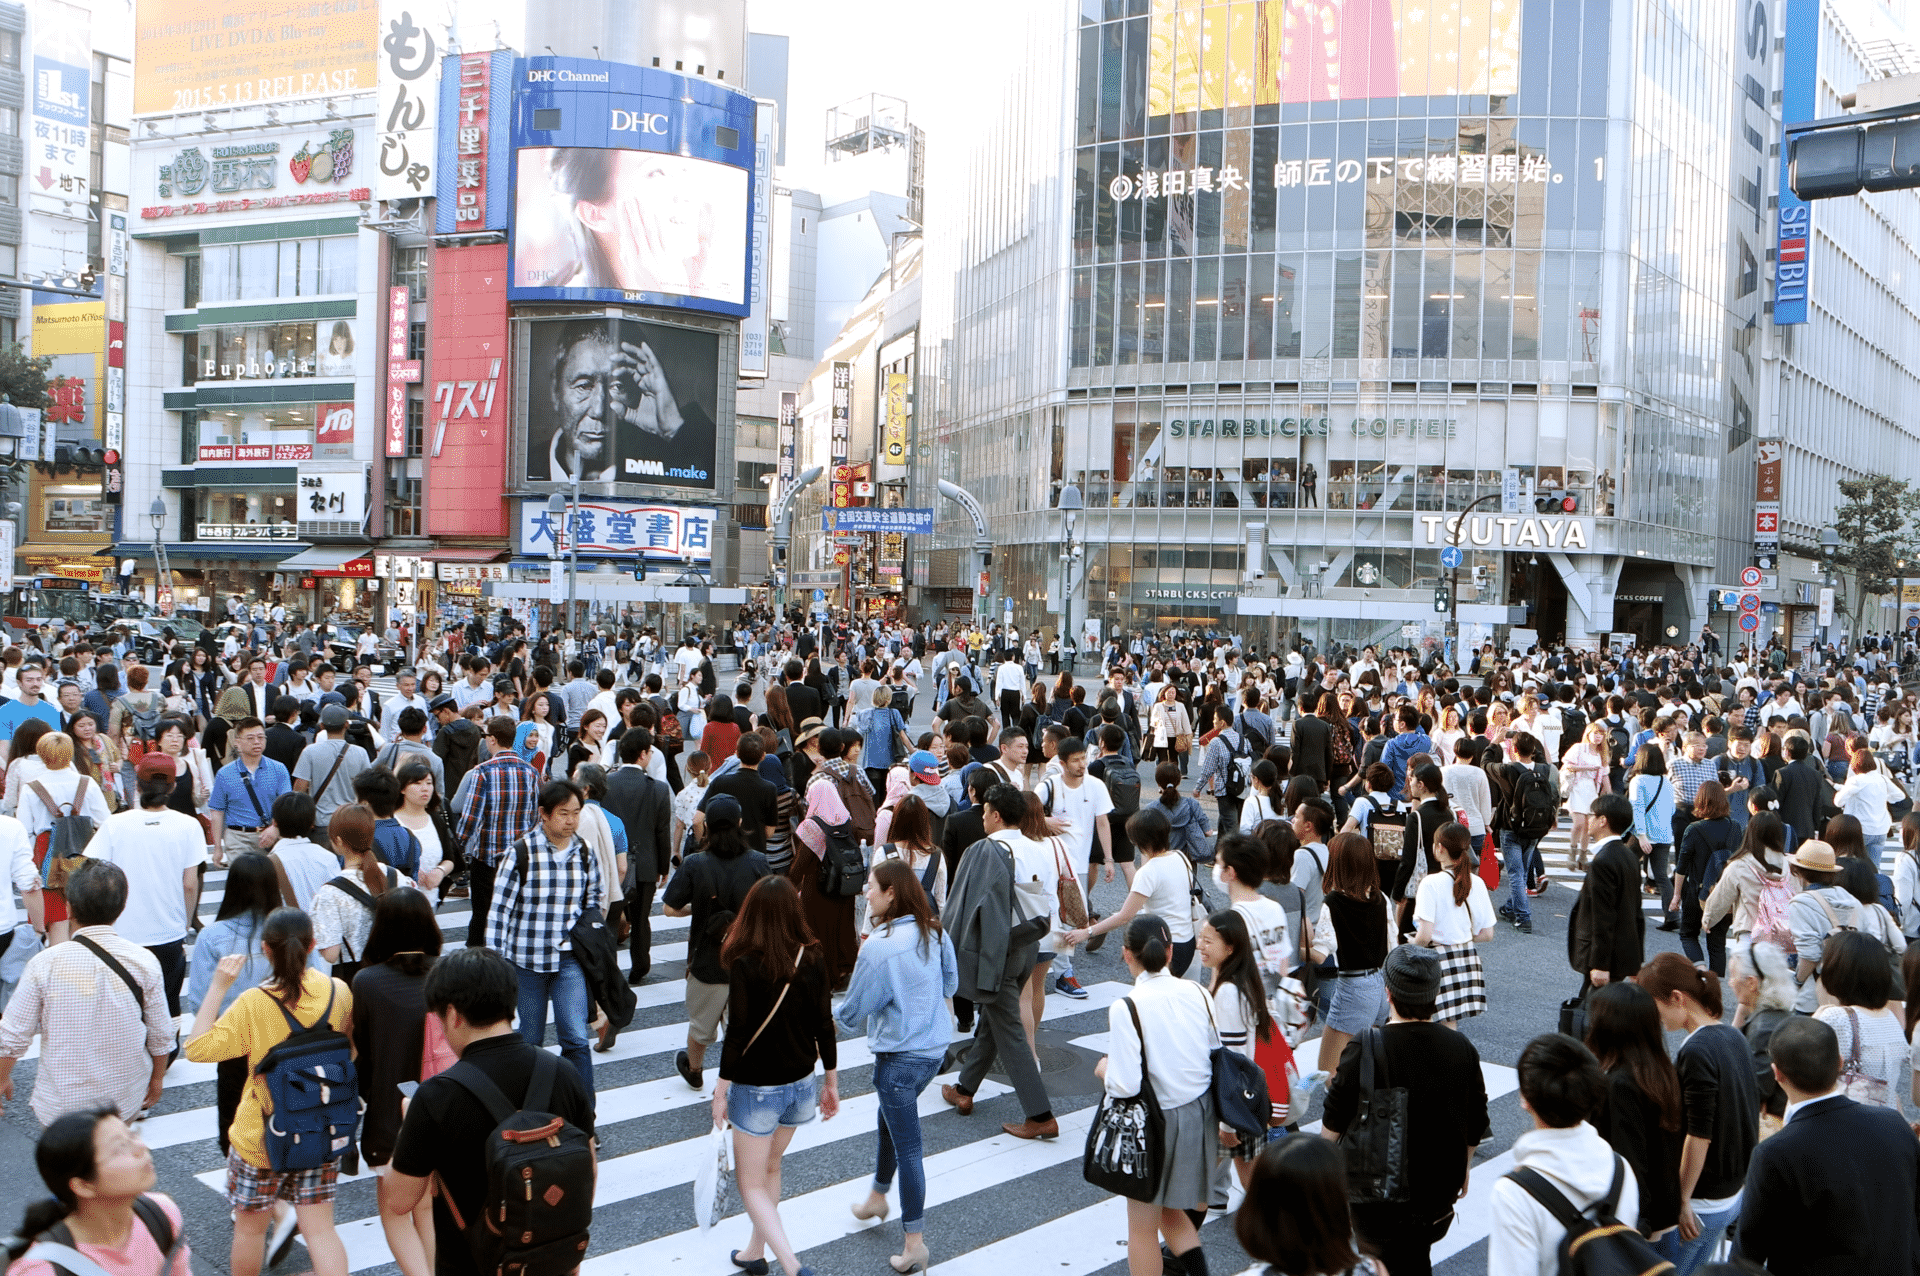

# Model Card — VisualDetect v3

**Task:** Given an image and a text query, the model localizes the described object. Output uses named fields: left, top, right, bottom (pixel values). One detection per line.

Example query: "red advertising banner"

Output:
left=385, top=284, right=411, bottom=458
left=426, top=243, right=511, bottom=536
left=316, top=402, right=355, bottom=457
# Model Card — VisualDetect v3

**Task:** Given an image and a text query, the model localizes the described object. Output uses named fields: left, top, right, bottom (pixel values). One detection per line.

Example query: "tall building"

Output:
left=921, top=0, right=1820, bottom=653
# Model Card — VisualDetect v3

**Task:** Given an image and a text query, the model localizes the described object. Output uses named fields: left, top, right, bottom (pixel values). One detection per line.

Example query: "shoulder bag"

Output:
left=1340, top=1028, right=1412, bottom=1203
left=1081, top=997, right=1164, bottom=1201
left=1198, top=988, right=1271, bottom=1147
left=1052, top=836, right=1090, bottom=929
left=742, top=948, right=806, bottom=1054
left=1838, top=1005, right=1892, bottom=1107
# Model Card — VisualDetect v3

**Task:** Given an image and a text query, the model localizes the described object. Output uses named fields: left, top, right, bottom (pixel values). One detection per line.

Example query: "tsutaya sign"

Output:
left=1419, top=514, right=1592, bottom=551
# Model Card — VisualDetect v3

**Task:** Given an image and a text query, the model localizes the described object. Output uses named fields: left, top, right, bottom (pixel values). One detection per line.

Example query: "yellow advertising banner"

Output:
left=133, top=0, right=376, bottom=116
left=31, top=299, right=104, bottom=442
left=882, top=371, right=910, bottom=467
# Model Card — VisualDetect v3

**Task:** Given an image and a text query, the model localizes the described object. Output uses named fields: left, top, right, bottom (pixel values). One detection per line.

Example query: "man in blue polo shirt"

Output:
left=206, top=716, right=293, bottom=864
left=0, top=663, right=64, bottom=744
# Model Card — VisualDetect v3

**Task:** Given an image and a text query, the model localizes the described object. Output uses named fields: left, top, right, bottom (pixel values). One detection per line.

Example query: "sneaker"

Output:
left=267, top=1204, right=299, bottom=1269
left=1515, top=919, right=1533, bottom=934
left=1053, top=973, right=1089, bottom=1000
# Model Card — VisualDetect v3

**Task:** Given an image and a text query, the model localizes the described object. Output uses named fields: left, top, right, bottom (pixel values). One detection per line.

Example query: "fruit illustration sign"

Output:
left=142, top=126, right=367, bottom=220
left=289, top=131, right=357, bottom=186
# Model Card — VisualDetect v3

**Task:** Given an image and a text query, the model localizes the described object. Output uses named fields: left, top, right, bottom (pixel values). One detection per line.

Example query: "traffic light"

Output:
left=1433, top=584, right=1451, bottom=613
left=632, top=558, right=648, bottom=582
left=1791, top=117, right=1920, bottom=199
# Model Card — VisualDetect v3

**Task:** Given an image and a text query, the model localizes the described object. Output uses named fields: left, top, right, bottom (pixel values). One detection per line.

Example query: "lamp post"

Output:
left=1444, top=491, right=1506, bottom=666
left=1820, top=524, right=1840, bottom=650
left=546, top=492, right=567, bottom=635
left=149, top=497, right=173, bottom=616
left=1056, top=483, right=1084, bottom=674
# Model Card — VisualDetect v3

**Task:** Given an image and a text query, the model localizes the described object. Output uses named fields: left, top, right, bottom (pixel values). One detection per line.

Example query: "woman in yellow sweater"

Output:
left=184, top=907, right=351, bottom=1276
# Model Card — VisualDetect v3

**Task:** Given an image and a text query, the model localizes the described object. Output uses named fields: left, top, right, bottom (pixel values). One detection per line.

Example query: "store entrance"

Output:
left=1611, top=601, right=1663, bottom=649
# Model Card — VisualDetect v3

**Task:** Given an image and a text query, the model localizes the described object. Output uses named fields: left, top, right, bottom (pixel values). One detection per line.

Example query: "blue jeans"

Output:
left=1657, top=1198, right=1740, bottom=1275
left=871, top=1050, right=944, bottom=1232
left=515, top=955, right=593, bottom=1094
left=1501, top=833, right=1538, bottom=925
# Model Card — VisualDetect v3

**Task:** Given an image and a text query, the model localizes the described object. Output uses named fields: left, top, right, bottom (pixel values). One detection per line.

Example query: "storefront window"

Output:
left=42, top=485, right=106, bottom=533
left=198, top=237, right=357, bottom=305
left=196, top=406, right=317, bottom=460
left=195, top=487, right=299, bottom=539
left=194, top=320, right=357, bottom=381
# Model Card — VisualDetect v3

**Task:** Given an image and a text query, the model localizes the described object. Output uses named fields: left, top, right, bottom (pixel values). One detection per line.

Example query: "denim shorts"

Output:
left=727, top=1075, right=819, bottom=1137
left=1323, top=970, right=1387, bottom=1035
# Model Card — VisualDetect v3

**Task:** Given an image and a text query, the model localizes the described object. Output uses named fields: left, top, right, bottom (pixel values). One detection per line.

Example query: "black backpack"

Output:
left=344, top=712, right=378, bottom=759
left=1504, top=1156, right=1675, bottom=1276
left=437, top=723, right=484, bottom=795
left=1100, top=758, right=1143, bottom=815
left=1221, top=721, right=1252, bottom=800
left=811, top=815, right=868, bottom=897
left=442, top=1052, right=595, bottom=1276
left=1505, top=762, right=1558, bottom=840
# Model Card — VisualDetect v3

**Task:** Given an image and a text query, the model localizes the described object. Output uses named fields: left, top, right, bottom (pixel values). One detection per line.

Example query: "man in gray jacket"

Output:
left=940, top=784, right=1059, bottom=1139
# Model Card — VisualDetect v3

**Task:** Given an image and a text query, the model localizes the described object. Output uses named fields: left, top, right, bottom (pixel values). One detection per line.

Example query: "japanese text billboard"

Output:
left=30, top=0, right=92, bottom=210
left=31, top=295, right=104, bottom=441
left=508, top=57, right=756, bottom=317
left=516, top=498, right=715, bottom=561
left=428, top=244, right=511, bottom=537
left=132, top=0, right=375, bottom=116
left=519, top=315, right=718, bottom=493
left=435, top=50, right=514, bottom=233
left=375, top=0, right=440, bottom=201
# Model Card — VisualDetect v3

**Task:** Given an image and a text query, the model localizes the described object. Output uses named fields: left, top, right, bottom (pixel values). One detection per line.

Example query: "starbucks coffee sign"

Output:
left=1418, top=514, right=1592, bottom=550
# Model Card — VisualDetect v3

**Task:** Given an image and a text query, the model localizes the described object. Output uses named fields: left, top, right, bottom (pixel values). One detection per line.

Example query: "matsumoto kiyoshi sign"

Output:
left=1418, top=514, right=1592, bottom=551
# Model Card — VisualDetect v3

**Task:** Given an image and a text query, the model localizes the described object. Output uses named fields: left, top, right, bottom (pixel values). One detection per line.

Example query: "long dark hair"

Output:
left=6, top=716, right=50, bottom=765
left=1234, top=1138, right=1368, bottom=1276
left=1583, top=981, right=1681, bottom=1133
left=720, top=875, right=817, bottom=976
left=216, top=851, right=280, bottom=926
left=1731, top=810, right=1786, bottom=870
left=358, top=887, right=442, bottom=975
left=870, top=857, right=942, bottom=956
left=886, top=793, right=934, bottom=851
left=261, top=907, right=315, bottom=1007
left=1205, top=908, right=1274, bottom=1045
left=1435, top=820, right=1476, bottom=906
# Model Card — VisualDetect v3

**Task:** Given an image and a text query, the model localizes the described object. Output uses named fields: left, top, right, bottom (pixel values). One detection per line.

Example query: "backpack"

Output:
left=26, top=1194, right=181, bottom=1276
left=437, top=724, right=484, bottom=796
left=441, top=1051, right=595, bottom=1276
left=1504, top=1155, right=1675, bottom=1276
left=810, top=815, right=868, bottom=897
left=1361, top=794, right=1406, bottom=861
left=1504, top=763, right=1558, bottom=840
left=252, top=982, right=359, bottom=1171
left=890, top=685, right=913, bottom=716
left=344, top=713, right=378, bottom=760
left=1606, top=721, right=1633, bottom=767
left=877, top=842, right=942, bottom=917
left=1694, top=823, right=1745, bottom=903
left=123, top=691, right=165, bottom=742
left=1221, top=723, right=1252, bottom=800
left=1100, top=758, right=1142, bottom=815
left=652, top=695, right=683, bottom=745
left=31, top=779, right=97, bottom=891
left=320, top=868, right=399, bottom=984
left=1750, top=868, right=1797, bottom=953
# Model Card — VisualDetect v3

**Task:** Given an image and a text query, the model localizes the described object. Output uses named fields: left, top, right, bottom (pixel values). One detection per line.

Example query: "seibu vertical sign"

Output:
left=384, top=284, right=418, bottom=457
left=426, top=243, right=510, bottom=536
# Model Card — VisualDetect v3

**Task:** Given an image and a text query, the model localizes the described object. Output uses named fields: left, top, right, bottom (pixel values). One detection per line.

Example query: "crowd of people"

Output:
left=0, top=609, right=1916, bottom=1276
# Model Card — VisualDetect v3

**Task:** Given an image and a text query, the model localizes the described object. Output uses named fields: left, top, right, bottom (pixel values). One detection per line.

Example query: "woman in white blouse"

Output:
left=310, top=805, right=414, bottom=972
left=1813, top=930, right=1908, bottom=1111
left=1560, top=721, right=1613, bottom=872
left=1095, top=913, right=1220, bottom=1276
left=1834, top=745, right=1906, bottom=855
left=1411, top=823, right=1496, bottom=1025
left=1148, top=683, right=1192, bottom=768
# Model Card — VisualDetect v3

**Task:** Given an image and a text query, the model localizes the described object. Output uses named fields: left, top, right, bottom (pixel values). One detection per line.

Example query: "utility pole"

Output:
left=1444, top=492, right=1506, bottom=666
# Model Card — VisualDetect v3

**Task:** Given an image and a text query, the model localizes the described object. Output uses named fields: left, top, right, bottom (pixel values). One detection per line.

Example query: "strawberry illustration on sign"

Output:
left=290, top=143, right=314, bottom=184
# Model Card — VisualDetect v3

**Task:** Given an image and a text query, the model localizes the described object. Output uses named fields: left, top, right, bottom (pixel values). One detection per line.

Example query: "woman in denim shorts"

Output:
left=710, top=876, right=839, bottom=1276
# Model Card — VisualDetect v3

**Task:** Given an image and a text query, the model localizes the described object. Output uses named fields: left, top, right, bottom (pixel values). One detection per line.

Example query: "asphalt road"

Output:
left=0, top=685, right=1695, bottom=1276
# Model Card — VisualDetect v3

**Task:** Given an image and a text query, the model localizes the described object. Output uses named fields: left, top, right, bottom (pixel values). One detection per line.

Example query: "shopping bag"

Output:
left=692, top=1123, right=733, bottom=1231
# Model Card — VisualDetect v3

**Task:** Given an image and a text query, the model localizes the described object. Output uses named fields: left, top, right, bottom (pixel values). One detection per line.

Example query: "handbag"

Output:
left=1185, top=853, right=1220, bottom=933
left=1200, top=992, right=1271, bottom=1148
left=692, top=1121, right=735, bottom=1231
left=1558, top=986, right=1591, bottom=1041
left=1081, top=998, right=1165, bottom=1201
left=1174, top=731, right=1192, bottom=755
left=1838, top=1006, right=1891, bottom=1107
left=1340, top=1028, right=1412, bottom=1203
left=1052, top=837, right=1090, bottom=930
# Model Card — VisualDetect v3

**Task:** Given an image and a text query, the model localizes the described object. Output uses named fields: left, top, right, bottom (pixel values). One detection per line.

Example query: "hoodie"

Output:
left=1488, top=1122, right=1641, bottom=1276
left=1161, top=794, right=1212, bottom=861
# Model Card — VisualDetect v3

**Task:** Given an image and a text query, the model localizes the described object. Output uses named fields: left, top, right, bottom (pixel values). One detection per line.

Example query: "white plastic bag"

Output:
left=692, top=1122, right=733, bottom=1231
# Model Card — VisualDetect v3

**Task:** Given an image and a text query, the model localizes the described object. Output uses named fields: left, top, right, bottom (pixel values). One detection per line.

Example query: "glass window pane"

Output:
left=237, top=242, right=276, bottom=300
left=1192, top=258, right=1219, bottom=360
left=1219, top=256, right=1246, bottom=361
left=320, top=238, right=357, bottom=294
left=201, top=245, right=236, bottom=303
left=278, top=241, right=299, bottom=297
left=299, top=240, right=320, bottom=296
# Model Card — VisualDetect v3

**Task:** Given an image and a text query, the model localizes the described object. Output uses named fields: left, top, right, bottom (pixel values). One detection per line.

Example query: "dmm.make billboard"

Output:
left=508, top=57, right=756, bottom=317
left=132, top=0, right=375, bottom=116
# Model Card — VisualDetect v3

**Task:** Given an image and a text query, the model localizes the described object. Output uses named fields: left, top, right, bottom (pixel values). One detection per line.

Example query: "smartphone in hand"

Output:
left=397, top=1080, right=420, bottom=1098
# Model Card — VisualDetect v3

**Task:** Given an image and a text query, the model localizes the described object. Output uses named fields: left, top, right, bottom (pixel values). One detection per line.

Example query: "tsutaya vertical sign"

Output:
left=1754, top=439, right=1782, bottom=554
left=384, top=285, right=414, bottom=457
left=777, top=391, right=797, bottom=487
left=426, top=244, right=511, bottom=537
left=830, top=362, right=851, bottom=464
left=375, top=0, right=440, bottom=201
left=1773, top=0, right=1820, bottom=325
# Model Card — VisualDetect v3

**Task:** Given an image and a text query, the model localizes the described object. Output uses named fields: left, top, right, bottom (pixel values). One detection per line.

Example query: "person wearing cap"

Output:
left=1784, top=837, right=1904, bottom=1014
left=430, top=694, right=485, bottom=798
left=662, top=792, right=769, bottom=1087
left=292, top=702, right=371, bottom=827
left=1322, top=944, right=1489, bottom=1276
left=78, top=750, right=210, bottom=1016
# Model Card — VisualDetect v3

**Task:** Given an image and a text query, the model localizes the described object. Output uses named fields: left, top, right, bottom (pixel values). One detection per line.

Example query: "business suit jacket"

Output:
left=1569, top=837, right=1645, bottom=980
left=1737, top=1093, right=1920, bottom=1276
left=1290, top=713, right=1331, bottom=785
left=942, top=805, right=987, bottom=882
left=945, top=836, right=1020, bottom=1001
left=1776, top=758, right=1834, bottom=847
left=604, top=764, right=673, bottom=886
left=783, top=681, right=824, bottom=726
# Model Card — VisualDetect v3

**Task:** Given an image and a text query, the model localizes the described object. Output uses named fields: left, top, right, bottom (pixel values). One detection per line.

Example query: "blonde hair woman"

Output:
left=20, top=730, right=115, bottom=944
left=1560, top=721, right=1612, bottom=871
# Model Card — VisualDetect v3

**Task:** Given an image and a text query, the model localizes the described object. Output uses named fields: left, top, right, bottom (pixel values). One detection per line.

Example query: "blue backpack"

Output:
left=254, top=982, right=359, bottom=1171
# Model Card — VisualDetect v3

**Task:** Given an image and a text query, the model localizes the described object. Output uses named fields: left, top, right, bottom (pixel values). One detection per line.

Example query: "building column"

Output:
left=1551, top=552, right=1622, bottom=647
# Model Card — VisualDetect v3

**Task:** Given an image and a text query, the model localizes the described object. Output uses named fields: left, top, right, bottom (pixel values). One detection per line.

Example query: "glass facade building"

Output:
left=923, top=0, right=1775, bottom=650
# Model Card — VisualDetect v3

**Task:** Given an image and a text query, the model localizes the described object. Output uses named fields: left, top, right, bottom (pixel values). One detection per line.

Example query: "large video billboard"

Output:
left=520, top=316, right=719, bottom=492
left=132, top=0, right=375, bottom=116
left=508, top=58, right=755, bottom=316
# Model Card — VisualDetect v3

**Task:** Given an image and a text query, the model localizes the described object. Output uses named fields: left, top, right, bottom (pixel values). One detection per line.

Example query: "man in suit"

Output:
left=1775, top=734, right=1833, bottom=852
left=1289, top=687, right=1332, bottom=788
left=1569, top=793, right=1644, bottom=990
left=214, top=655, right=276, bottom=726
left=781, top=658, right=824, bottom=725
left=1737, top=1016, right=1920, bottom=1275
left=604, top=727, right=673, bottom=984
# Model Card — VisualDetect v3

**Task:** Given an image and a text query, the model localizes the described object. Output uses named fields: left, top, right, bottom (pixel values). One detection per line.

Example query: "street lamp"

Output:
left=1444, top=492, right=1506, bottom=666
left=149, top=497, right=173, bottom=616
left=1820, top=525, right=1840, bottom=648
left=546, top=492, right=568, bottom=633
left=1056, top=483, right=1083, bottom=673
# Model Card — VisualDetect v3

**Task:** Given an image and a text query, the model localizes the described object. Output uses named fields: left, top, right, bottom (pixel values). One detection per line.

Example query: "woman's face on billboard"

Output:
left=574, top=150, right=714, bottom=296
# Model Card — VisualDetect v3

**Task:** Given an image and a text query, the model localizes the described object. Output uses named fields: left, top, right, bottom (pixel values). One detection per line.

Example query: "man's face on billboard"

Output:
left=556, top=335, right=617, bottom=472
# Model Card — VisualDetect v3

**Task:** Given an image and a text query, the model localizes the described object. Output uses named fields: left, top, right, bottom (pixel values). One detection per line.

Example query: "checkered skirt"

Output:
left=1432, top=941, right=1487, bottom=1021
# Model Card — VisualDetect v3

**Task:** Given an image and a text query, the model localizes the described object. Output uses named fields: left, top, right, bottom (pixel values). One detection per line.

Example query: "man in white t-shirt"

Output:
left=1034, top=738, right=1114, bottom=999
left=80, top=753, right=208, bottom=1016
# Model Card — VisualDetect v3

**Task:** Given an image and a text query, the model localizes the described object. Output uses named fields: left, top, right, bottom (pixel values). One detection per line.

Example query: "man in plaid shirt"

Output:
left=454, top=717, right=541, bottom=948
left=486, top=778, right=604, bottom=1092
left=1669, top=730, right=1723, bottom=850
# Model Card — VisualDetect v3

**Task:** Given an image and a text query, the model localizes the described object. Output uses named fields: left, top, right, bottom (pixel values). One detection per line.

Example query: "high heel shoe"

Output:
left=889, top=1239, right=931, bottom=1273
left=850, top=1193, right=891, bottom=1222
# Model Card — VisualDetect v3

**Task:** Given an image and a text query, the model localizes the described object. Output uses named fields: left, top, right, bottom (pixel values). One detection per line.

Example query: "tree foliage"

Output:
left=1832, top=475, right=1920, bottom=630
left=0, top=344, right=51, bottom=410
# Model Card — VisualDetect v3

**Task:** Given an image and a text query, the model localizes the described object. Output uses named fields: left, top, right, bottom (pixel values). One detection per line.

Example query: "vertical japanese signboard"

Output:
left=375, top=0, right=440, bottom=201
left=434, top=49, right=512, bottom=233
left=739, top=100, right=776, bottom=378
left=427, top=244, right=511, bottom=537
left=778, top=391, right=797, bottom=488
left=452, top=54, right=490, bottom=227
left=1773, top=0, right=1819, bottom=325
left=385, top=285, right=414, bottom=458
left=881, top=371, right=909, bottom=468
left=31, top=1, right=91, bottom=210
left=1754, top=439, right=1782, bottom=559
left=103, top=216, right=127, bottom=504
left=830, top=362, right=851, bottom=464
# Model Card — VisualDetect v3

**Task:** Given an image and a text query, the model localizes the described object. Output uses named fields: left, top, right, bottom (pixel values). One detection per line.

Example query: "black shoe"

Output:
left=1657, top=921, right=1680, bottom=932
left=1516, top=920, right=1533, bottom=934
left=675, top=1049, right=702, bottom=1089
left=627, top=971, right=648, bottom=985
left=1160, top=1244, right=1188, bottom=1276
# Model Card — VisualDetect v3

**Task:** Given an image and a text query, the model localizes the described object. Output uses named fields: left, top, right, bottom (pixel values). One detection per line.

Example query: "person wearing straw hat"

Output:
left=1783, top=838, right=1905, bottom=1014
left=789, top=716, right=826, bottom=794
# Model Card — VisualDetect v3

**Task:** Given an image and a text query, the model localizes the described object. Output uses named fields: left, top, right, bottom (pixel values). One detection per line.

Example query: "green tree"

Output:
left=0, top=343, right=51, bottom=410
left=1832, top=475, right=1920, bottom=637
